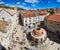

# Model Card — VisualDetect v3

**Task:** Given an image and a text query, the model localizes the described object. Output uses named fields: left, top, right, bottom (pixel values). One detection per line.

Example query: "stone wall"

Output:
left=45, top=18, right=60, bottom=34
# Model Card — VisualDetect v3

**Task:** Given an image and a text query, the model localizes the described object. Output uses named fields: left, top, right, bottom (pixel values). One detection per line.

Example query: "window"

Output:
left=25, top=24, right=27, bottom=26
left=57, top=24, right=60, bottom=25
left=2, top=17, right=5, bottom=21
left=30, top=20, right=31, bottom=22
left=28, top=26, right=31, bottom=28
left=29, top=18, right=31, bottom=19
left=25, top=20, right=27, bottom=23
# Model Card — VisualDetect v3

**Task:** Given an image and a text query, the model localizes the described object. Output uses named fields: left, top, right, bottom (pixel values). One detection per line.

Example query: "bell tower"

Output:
left=14, top=2, right=17, bottom=12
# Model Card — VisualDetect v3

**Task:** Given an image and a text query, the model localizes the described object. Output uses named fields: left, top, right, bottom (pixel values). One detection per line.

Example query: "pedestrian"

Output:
left=16, top=36, right=19, bottom=40
left=58, top=48, right=59, bottom=50
left=8, top=47, right=10, bottom=50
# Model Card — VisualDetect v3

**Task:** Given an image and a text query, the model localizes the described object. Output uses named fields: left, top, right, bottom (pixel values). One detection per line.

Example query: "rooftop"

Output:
left=0, top=8, right=16, bottom=15
left=45, top=13, right=60, bottom=22
left=0, top=21, right=7, bottom=32
left=32, top=28, right=46, bottom=37
left=20, top=10, right=47, bottom=18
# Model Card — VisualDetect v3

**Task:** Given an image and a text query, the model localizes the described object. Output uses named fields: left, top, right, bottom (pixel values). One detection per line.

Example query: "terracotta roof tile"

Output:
left=32, top=28, right=46, bottom=37
left=45, top=13, right=60, bottom=22
left=20, top=10, right=47, bottom=18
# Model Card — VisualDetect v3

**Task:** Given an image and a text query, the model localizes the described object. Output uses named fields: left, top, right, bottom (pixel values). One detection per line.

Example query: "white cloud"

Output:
left=17, top=2, right=20, bottom=4
left=25, top=7, right=30, bottom=10
left=25, top=0, right=39, bottom=4
left=5, top=4, right=9, bottom=6
left=17, top=5, right=25, bottom=8
left=22, top=3, right=26, bottom=5
left=36, top=2, right=39, bottom=4
left=32, top=4, right=36, bottom=6
left=17, top=5, right=30, bottom=10
left=0, top=1, right=4, bottom=4
left=10, top=5, right=14, bottom=7
left=57, top=0, right=60, bottom=2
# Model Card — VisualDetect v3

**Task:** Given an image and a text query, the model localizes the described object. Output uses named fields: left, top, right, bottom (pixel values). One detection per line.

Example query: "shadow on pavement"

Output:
left=39, top=24, right=60, bottom=44
left=0, top=44, right=6, bottom=50
left=46, top=29, right=60, bottom=44
left=26, top=32, right=32, bottom=42
left=26, top=32, right=38, bottom=46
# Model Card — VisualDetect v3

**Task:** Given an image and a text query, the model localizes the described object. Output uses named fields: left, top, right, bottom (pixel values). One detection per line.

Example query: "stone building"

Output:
left=19, top=10, right=49, bottom=28
left=0, top=3, right=18, bottom=50
left=44, top=13, right=60, bottom=35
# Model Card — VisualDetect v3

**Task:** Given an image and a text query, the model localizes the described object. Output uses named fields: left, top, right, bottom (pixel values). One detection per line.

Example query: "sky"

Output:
left=0, top=0, right=60, bottom=10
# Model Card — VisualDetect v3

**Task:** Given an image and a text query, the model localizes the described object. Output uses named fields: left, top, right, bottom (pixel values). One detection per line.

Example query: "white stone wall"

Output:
left=0, top=10, right=12, bottom=22
left=23, top=17, right=35, bottom=27
left=45, top=19, right=60, bottom=34
left=0, top=9, right=18, bottom=49
left=23, top=13, right=48, bottom=28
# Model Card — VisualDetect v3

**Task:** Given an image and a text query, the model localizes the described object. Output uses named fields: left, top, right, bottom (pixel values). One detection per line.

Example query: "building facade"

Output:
left=20, top=10, right=49, bottom=28
left=45, top=13, right=60, bottom=35
left=0, top=4, right=18, bottom=49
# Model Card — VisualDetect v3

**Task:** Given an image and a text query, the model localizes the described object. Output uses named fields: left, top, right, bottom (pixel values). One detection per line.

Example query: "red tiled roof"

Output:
left=45, top=13, right=60, bottom=22
left=32, top=28, right=46, bottom=37
left=20, top=10, right=47, bottom=18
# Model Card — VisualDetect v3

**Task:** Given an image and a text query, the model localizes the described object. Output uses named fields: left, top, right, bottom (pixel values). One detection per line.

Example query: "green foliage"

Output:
left=48, top=8, right=54, bottom=15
